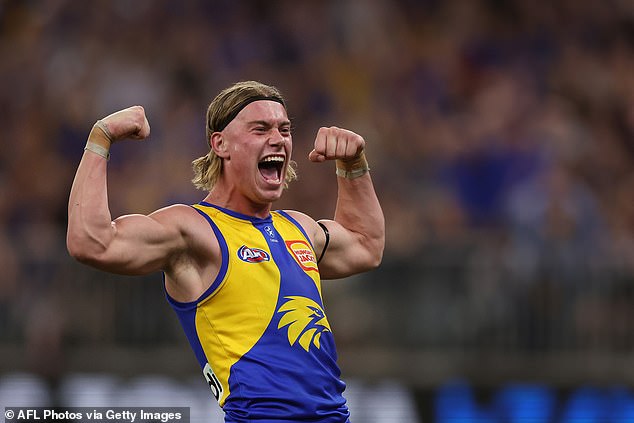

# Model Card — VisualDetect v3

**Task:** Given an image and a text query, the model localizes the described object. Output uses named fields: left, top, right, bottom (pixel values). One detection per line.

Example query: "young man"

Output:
left=67, top=81, right=385, bottom=422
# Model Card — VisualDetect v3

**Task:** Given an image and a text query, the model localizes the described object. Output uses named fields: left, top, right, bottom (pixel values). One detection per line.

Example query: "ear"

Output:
left=210, top=132, right=230, bottom=159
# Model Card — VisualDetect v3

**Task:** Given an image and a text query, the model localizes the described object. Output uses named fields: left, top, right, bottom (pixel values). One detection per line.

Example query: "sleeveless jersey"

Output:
left=165, top=202, right=350, bottom=422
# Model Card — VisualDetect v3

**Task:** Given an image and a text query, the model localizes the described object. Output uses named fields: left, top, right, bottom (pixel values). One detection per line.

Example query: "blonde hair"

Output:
left=192, top=81, right=297, bottom=191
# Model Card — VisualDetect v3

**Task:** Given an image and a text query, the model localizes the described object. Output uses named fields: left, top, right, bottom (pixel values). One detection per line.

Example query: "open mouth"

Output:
left=258, top=155, right=285, bottom=183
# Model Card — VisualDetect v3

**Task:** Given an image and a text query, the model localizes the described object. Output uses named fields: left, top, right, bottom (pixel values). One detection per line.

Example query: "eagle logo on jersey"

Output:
left=277, top=296, right=332, bottom=352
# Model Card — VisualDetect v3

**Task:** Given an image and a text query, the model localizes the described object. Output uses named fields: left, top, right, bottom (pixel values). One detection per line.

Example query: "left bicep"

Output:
left=284, top=210, right=377, bottom=280
left=315, top=219, right=379, bottom=279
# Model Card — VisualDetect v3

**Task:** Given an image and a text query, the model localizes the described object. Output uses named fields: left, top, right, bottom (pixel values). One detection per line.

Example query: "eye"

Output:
left=280, top=126, right=291, bottom=136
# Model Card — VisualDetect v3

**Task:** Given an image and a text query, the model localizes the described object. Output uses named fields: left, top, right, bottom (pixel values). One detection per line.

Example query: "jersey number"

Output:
left=203, top=362, right=224, bottom=403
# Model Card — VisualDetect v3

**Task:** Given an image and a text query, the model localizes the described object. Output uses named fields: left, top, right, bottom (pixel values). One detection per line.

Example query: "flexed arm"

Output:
left=67, top=106, right=186, bottom=275
left=290, top=127, right=385, bottom=279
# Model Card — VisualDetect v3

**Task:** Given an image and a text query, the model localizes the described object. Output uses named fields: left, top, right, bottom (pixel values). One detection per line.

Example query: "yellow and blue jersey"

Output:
left=166, top=202, right=350, bottom=422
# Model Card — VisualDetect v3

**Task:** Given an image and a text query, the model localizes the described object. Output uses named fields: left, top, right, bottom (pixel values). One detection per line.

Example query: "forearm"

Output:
left=67, top=127, right=115, bottom=260
left=308, top=127, right=385, bottom=273
left=333, top=171, right=385, bottom=265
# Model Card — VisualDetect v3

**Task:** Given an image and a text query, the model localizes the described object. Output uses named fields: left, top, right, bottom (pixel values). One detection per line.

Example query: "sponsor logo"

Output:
left=285, top=240, right=318, bottom=272
left=237, top=245, right=270, bottom=263
left=277, top=296, right=332, bottom=352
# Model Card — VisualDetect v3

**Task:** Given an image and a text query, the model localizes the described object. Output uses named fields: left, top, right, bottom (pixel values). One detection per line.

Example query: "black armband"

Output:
left=316, top=222, right=330, bottom=264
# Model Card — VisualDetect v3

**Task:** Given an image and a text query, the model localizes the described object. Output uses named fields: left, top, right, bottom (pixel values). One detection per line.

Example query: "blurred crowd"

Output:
left=0, top=0, right=633, bottom=375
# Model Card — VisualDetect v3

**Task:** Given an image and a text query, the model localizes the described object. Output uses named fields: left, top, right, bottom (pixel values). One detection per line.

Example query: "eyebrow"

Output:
left=247, top=119, right=292, bottom=128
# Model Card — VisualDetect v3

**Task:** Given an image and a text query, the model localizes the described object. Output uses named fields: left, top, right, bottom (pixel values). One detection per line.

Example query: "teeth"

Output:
left=261, top=156, right=284, bottom=163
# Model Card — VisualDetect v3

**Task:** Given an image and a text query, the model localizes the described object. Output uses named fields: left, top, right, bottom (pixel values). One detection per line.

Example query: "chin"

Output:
left=251, top=187, right=283, bottom=206
left=262, top=190, right=284, bottom=203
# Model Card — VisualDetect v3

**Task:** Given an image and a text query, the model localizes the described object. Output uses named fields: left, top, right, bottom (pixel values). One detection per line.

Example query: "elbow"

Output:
left=66, top=231, right=105, bottom=265
left=66, top=234, right=90, bottom=263
left=66, top=230, right=82, bottom=260
left=365, top=236, right=385, bottom=270
left=369, top=218, right=386, bottom=269
left=370, top=244, right=384, bottom=270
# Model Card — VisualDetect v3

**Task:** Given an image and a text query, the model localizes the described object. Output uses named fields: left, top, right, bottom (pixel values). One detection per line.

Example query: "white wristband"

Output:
left=335, top=166, right=369, bottom=179
left=85, top=141, right=110, bottom=161
left=335, top=152, right=370, bottom=179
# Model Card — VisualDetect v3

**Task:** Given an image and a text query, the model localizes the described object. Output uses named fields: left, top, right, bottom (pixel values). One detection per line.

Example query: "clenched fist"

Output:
left=99, top=105, right=151, bottom=144
left=308, top=126, right=365, bottom=163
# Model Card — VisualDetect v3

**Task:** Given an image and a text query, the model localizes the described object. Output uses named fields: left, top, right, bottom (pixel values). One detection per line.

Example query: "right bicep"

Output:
left=82, top=208, right=187, bottom=275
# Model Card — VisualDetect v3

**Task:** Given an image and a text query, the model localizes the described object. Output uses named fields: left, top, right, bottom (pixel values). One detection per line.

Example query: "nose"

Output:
left=268, top=129, right=285, bottom=146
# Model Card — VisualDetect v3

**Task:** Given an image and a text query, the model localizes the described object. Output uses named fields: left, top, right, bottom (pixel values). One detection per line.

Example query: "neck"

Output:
left=203, top=187, right=273, bottom=219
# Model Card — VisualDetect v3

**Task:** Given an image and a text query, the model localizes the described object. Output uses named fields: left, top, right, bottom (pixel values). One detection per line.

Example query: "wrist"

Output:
left=336, top=152, right=370, bottom=179
left=85, top=120, right=113, bottom=160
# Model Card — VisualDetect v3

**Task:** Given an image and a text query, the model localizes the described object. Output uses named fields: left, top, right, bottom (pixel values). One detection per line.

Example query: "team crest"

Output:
left=237, top=245, right=270, bottom=263
left=277, top=296, right=331, bottom=352
left=285, top=240, right=318, bottom=272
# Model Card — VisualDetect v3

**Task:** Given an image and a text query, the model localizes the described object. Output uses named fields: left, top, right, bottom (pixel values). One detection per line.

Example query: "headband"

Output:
left=214, top=95, right=286, bottom=132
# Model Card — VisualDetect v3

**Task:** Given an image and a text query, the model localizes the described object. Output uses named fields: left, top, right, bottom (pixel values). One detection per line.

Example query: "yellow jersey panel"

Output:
left=165, top=203, right=349, bottom=423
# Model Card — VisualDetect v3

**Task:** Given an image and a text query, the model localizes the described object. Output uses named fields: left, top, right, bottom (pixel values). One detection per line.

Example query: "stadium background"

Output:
left=0, top=0, right=633, bottom=421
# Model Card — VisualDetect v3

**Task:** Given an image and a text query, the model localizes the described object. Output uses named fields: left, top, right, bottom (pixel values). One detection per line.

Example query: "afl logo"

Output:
left=237, top=245, right=270, bottom=263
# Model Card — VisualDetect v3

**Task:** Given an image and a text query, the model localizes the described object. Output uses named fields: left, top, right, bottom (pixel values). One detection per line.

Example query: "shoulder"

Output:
left=281, top=210, right=317, bottom=231
left=148, top=203, right=216, bottom=247
left=149, top=204, right=206, bottom=229
left=281, top=210, right=324, bottom=245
